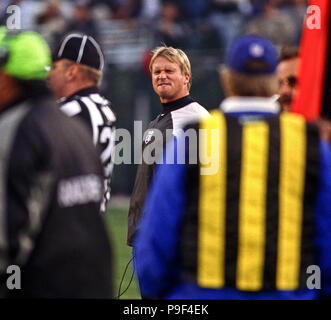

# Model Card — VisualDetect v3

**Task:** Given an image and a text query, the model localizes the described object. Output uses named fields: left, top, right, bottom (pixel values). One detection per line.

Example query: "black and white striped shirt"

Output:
left=59, top=86, right=116, bottom=212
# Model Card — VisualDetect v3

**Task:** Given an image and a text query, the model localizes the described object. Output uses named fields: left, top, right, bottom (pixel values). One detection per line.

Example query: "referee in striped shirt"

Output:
left=48, top=33, right=116, bottom=213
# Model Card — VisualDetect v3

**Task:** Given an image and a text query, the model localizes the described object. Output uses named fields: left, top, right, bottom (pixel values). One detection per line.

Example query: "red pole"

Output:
left=291, top=0, right=331, bottom=121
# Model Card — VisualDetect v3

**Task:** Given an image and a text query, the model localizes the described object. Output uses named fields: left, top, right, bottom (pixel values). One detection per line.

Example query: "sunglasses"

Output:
left=279, top=76, right=297, bottom=88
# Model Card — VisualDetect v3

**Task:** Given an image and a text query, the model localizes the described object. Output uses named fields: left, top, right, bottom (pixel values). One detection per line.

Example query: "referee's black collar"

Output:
left=62, top=86, right=99, bottom=102
left=162, top=95, right=195, bottom=113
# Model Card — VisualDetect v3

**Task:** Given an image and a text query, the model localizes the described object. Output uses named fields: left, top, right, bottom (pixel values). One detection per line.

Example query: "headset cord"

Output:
left=114, top=255, right=135, bottom=299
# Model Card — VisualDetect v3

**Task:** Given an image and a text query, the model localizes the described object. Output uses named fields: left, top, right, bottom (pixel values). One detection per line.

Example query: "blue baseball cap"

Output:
left=225, top=35, right=278, bottom=75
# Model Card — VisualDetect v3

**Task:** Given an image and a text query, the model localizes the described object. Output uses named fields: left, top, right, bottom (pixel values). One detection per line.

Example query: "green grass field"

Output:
left=105, top=202, right=141, bottom=299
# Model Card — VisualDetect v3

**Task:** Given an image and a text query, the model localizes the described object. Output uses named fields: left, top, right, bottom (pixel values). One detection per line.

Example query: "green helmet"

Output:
left=0, top=27, right=51, bottom=80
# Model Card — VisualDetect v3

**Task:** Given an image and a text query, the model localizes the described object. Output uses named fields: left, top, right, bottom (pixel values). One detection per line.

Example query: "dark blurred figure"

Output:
left=35, top=0, right=67, bottom=51
left=65, top=0, right=99, bottom=40
left=207, top=0, right=251, bottom=49
left=174, top=0, right=220, bottom=50
left=176, top=0, right=209, bottom=25
left=316, top=118, right=331, bottom=146
left=112, top=0, right=142, bottom=20
left=0, top=0, right=10, bottom=25
left=278, top=0, right=307, bottom=45
left=246, top=0, right=296, bottom=47
left=155, top=1, right=190, bottom=48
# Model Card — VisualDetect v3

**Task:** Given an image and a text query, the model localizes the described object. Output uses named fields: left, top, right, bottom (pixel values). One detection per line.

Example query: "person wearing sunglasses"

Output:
left=276, top=46, right=300, bottom=112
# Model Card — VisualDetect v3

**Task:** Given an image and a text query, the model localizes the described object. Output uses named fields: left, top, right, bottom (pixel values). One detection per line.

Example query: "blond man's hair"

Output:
left=149, top=45, right=192, bottom=90
left=219, top=66, right=278, bottom=97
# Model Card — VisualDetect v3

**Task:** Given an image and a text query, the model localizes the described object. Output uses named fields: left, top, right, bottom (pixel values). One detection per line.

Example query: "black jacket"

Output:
left=127, top=95, right=209, bottom=246
left=0, top=88, right=112, bottom=298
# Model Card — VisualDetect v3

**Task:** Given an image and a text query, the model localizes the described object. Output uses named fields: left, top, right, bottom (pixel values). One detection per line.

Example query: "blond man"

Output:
left=127, top=45, right=209, bottom=247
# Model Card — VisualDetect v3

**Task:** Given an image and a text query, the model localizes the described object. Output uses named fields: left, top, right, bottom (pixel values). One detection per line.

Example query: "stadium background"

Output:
left=0, top=0, right=308, bottom=298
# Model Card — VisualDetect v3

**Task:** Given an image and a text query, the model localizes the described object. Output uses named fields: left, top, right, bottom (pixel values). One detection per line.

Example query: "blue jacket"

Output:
left=135, top=97, right=331, bottom=299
